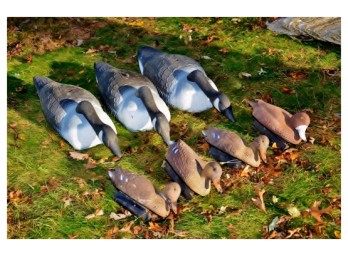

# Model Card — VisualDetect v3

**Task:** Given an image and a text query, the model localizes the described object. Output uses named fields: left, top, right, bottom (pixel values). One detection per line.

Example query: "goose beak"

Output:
left=221, top=106, right=236, bottom=122
left=296, top=125, right=308, bottom=142
left=212, top=179, right=223, bottom=193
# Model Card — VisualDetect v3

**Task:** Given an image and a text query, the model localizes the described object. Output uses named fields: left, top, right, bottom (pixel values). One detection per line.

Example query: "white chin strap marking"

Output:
left=296, top=125, right=308, bottom=142
left=213, top=98, right=220, bottom=111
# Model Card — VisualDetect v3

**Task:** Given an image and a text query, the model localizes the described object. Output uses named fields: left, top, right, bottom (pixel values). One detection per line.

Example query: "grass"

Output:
left=7, top=17, right=341, bottom=239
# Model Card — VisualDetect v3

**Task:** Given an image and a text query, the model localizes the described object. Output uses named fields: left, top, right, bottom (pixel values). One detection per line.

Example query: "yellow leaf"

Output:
left=334, top=230, right=341, bottom=239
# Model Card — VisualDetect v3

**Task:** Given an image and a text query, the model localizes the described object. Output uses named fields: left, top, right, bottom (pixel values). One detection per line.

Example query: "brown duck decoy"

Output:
left=108, top=167, right=181, bottom=220
left=163, top=139, right=223, bottom=200
left=249, top=99, right=310, bottom=150
left=202, top=127, right=269, bottom=168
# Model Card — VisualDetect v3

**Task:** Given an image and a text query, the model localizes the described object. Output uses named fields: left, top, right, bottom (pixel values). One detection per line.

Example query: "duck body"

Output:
left=164, top=139, right=223, bottom=198
left=34, top=76, right=121, bottom=156
left=94, top=62, right=172, bottom=145
left=138, top=46, right=235, bottom=121
left=249, top=99, right=310, bottom=146
left=202, top=127, right=269, bottom=168
left=108, top=167, right=180, bottom=219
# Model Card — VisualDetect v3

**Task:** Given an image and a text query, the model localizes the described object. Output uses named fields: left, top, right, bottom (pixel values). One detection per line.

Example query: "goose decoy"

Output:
left=94, top=62, right=172, bottom=146
left=108, top=167, right=181, bottom=220
left=137, top=46, right=236, bottom=122
left=202, top=127, right=269, bottom=168
left=163, top=139, right=223, bottom=200
left=33, top=76, right=122, bottom=157
left=249, top=99, right=310, bottom=150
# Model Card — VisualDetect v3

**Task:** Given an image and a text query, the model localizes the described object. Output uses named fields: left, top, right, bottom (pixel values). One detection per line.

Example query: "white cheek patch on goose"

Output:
left=98, top=130, right=104, bottom=141
left=172, top=145, right=179, bottom=154
left=95, top=76, right=98, bottom=84
left=152, top=117, right=157, bottom=130
left=213, top=98, right=220, bottom=111
left=138, top=59, right=144, bottom=75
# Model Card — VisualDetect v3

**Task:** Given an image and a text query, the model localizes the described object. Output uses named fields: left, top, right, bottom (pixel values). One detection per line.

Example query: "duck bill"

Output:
left=259, top=149, right=268, bottom=164
left=170, top=201, right=178, bottom=214
left=221, top=106, right=236, bottom=122
left=296, top=125, right=308, bottom=142
left=212, top=179, right=223, bottom=193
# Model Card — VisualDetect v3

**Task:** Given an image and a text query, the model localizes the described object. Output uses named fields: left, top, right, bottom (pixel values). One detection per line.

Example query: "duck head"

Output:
left=161, top=182, right=181, bottom=214
left=202, top=161, right=223, bottom=193
left=290, top=112, right=311, bottom=142
left=252, top=135, right=270, bottom=164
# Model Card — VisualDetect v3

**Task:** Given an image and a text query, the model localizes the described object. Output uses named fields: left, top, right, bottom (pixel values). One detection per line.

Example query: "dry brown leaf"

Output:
left=109, top=212, right=132, bottom=221
left=306, top=201, right=332, bottom=223
left=148, top=222, right=165, bottom=232
left=133, top=226, right=142, bottom=236
left=168, top=212, right=175, bottom=233
left=84, top=157, right=97, bottom=169
left=241, top=165, right=251, bottom=178
left=202, top=35, right=216, bottom=45
left=104, top=226, right=119, bottom=239
left=219, top=48, right=229, bottom=54
left=69, top=151, right=89, bottom=160
left=281, top=87, right=295, bottom=95
left=68, top=234, right=77, bottom=239
left=86, top=48, right=98, bottom=54
left=252, top=184, right=267, bottom=213
left=8, top=189, right=29, bottom=203
left=308, top=137, right=315, bottom=144
left=74, top=178, right=86, bottom=188
left=62, top=196, right=72, bottom=207
left=290, top=71, right=306, bottom=79
left=120, top=221, right=134, bottom=234
left=334, top=230, right=341, bottom=239
left=286, top=228, right=302, bottom=238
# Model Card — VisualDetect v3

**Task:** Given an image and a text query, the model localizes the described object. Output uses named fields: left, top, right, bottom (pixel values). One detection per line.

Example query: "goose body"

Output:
left=138, top=46, right=235, bottom=121
left=202, top=128, right=269, bottom=167
left=249, top=100, right=310, bottom=145
left=34, top=76, right=121, bottom=156
left=94, top=62, right=172, bottom=145
left=108, top=167, right=180, bottom=219
left=164, top=139, right=223, bottom=198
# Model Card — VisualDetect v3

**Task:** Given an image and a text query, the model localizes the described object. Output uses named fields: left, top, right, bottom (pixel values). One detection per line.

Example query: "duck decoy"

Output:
left=94, top=62, right=172, bottom=145
left=33, top=76, right=122, bottom=157
left=202, top=127, right=269, bottom=168
left=108, top=167, right=181, bottom=220
left=137, top=46, right=236, bottom=122
left=249, top=99, right=310, bottom=150
left=163, top=139, right=223, bottom=200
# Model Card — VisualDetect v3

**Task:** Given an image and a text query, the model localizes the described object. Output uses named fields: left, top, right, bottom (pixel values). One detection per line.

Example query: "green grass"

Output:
left=7, top=17, right=341, bottom=239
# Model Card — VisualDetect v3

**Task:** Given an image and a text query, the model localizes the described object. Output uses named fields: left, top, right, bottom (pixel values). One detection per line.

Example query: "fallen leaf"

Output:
left=84, top=157, right=97, bottom=169
left=281, top=87, right=295, bottom=95
left=202, top=35, right=216, bottom=45
left=85, top=209, right=104, bottom=219
left=240, top=165, right=251, bottom=178
left=133, top=226, right=142, bottom=236
left=272, top=195, right=279, bottom=204
left=9, top=122, right=18, bottom=128
left=334, top=230, right=341, bottom=239
left=287, top=204, right=301, bottom=218
left=148, top=222, right=165, bottom=232
left=252, top=184, right=267, bottom=213
left=228, top=224, right=235, bottom=230
left=120, top=221, right=134, bottom=234
left=8, top=189, right=29, bottom=203
left=74, top=177, right=86, bottom=188
left=268, top=216, right=279, bottom=232
left=69, top=151, right=89, bottom=160
left=109, top=212, right=132, bottom=221
left=68, top=70, right=74, bottom=75
left=306, top=201, right=332, bottom=223
left=219, top=48, right=229, bottom=54
left=202, top=55, right=212, bottom=60
left=104, top=226, right=119, bottom=239
left=86, top=48, right=98, bottom=54
left=286, top=228, right=302, bottom=238
left=59, top=140, right=65, bottom=147
left=308, top=137, right=315, bottom=144
left=290, top=71, right=306, bottom=79
left=68, top=234, right=77, bottom=239
left=238, top=72, right=252, bottom=79
left=26, top=54, right=32, bottom=64
left=62, top=196, right=72, bottom=207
